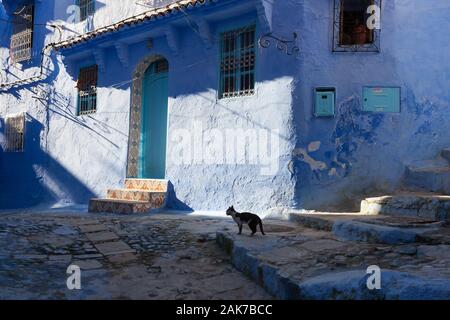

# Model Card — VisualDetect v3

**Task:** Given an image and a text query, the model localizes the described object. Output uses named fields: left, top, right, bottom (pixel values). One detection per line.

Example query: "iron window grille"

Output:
left=77, top=65, right=98, bottom=115
left=10, top=4, right=34, bottom=63
left=4, top=113, right=25, bottom=152
left=77, top=0, right=95, bottom=22
left=333, top=0, right=381, bottom=52
left=219, top=25, right=256, bottom=99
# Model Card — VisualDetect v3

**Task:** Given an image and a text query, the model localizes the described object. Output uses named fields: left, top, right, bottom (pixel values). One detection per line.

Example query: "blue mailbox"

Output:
left=315, top=88, right=335, bottom=117
left=363, top=87, right=401, bottom=113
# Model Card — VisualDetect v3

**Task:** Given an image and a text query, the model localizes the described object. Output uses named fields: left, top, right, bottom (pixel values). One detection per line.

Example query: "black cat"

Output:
left=226, top=206, right=265, bottom=236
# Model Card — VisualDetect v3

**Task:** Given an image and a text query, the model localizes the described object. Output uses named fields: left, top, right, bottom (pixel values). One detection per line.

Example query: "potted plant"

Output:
left=352, top=24, right=367, bottom=45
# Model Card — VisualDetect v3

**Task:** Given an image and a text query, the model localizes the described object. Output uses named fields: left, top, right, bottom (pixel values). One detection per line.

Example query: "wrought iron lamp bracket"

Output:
left=258, top=32, right=300, bottom=56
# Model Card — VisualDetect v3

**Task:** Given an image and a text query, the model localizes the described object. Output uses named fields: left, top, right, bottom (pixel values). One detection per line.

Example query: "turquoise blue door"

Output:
left=140, top=59, right=169, bottom=179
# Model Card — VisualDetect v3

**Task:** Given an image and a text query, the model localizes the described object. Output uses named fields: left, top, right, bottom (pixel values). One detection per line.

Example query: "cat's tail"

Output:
left=259, top=221, right=265, bottom=235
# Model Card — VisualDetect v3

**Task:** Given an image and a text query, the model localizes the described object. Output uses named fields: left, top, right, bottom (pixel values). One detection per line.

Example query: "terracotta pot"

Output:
left=352, top=25, right=367, bottom=44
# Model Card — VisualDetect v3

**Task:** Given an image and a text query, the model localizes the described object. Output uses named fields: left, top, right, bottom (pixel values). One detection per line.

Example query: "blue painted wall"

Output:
left=0, top=0, right=449, bottom=213
left=292, top=0, right=450, bottom=210
left=0, top=0, right=97, bottom=209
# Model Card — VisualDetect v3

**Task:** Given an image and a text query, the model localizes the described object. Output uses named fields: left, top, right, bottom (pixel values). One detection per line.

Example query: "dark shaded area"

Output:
left=166, top=181, right=193, bottom=211
left=0, top=115, right=95, bottom=209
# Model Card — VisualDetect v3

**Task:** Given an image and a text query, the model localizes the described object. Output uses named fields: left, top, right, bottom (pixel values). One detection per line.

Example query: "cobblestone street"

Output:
left=1, top=211, right=449, bottom=300
left=0, top=212, right=271, bottom=300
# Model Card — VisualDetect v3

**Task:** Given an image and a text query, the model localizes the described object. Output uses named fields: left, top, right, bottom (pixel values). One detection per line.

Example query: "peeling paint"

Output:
left=0, top=0, right=449, bottom=213
left=293, top=146, right=327, bottom=171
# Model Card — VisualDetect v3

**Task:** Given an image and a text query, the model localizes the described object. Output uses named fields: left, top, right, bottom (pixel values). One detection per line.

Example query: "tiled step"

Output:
left=360, top=193, right=450, bottom=221
left=89, top=198, right=159, bottom=214
left=442, top=149, right=450, bottom=162
left=124, top=178, right=168, bottom=192
left=404, top=166, right=450, bottom=194
left=88, top=178, right=168, bottom=214
left=107, top=188, right=165, bottom=204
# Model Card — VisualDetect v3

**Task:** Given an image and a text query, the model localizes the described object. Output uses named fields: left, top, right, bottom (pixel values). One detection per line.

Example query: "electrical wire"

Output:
left=0, top=0, right=283, bottom=90
left=0, top=24, right=62, bottom=90
left=0, top=0, right=205, bottom=90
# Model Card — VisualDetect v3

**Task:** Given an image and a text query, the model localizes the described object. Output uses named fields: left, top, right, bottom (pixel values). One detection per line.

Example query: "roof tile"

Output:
left=54, top=0, right=214, bottom=50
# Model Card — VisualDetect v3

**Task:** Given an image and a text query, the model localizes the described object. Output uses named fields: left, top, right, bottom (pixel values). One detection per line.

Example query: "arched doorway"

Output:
left=139, top=58, right=169, bottom=179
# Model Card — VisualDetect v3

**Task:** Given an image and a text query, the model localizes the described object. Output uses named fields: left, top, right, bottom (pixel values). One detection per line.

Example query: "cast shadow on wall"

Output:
left=0, top=115, right=95, bottom=210
left=0, top=42, right=128, bottom=210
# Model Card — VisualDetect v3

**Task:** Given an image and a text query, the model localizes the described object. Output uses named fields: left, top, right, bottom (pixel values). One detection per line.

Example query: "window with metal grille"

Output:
left=77, top=65, right=98, bottom=115
left=4, top=113, right=25, bottom=152
left=333, top=0, right=381, bottom=52
left=10, top=4, right=34, bottom=63
left=76, top=0, right=95, bottom=22
left=219, top=25, right=256, bottom=99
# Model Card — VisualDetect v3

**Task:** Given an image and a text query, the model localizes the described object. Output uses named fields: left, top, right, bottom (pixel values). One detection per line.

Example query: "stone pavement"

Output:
left=217, top=214, right=450, bottom=300
left=1, top=211, right=449, bottom=300
left=0, top=212, right=270, bottom=300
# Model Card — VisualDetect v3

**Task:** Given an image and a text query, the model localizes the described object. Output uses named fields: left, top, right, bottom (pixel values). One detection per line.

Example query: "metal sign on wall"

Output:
left=363, top=87, right=401, bottom=113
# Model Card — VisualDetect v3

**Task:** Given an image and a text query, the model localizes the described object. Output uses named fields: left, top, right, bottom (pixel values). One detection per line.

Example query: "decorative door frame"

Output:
left=126, top=54, right=167, bottom=178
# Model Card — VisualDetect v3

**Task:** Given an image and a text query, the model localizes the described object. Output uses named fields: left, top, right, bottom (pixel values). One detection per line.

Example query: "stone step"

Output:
left=88, top=198, right=162, bottom=214
left=289, top=213, right=444, bottom=245
left=107, top=188, right=166, bottom=204
left=360, top=193, right=450, bottom=221
left=442, top=149, right=450, bottom=162
left=404, top=166, right=450, bottom=194
left=216, top=230, right=450, bottom=299
left=124, top=178, right=168, bottom=192
left=289, top=213, right=358, bottom=231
